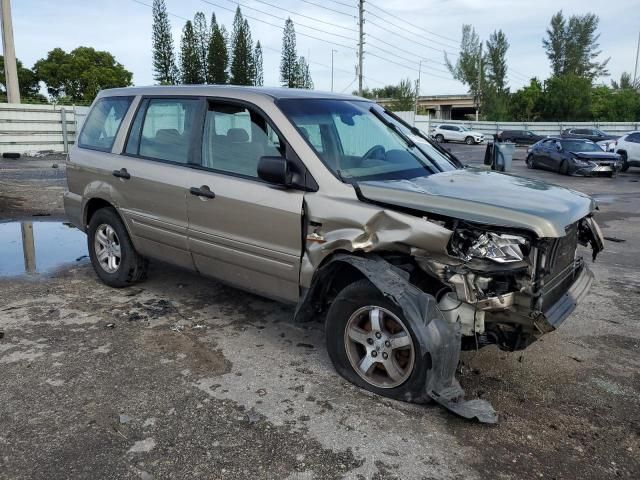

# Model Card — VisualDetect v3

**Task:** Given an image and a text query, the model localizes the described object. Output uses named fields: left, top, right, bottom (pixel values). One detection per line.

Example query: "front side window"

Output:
left=127, top=98, right=200, bottom=163
left=278, top=99, right=453, bottom=182
left=78, top=96, right=133, bottom=151
left=201, top=101, right=283, bottom=178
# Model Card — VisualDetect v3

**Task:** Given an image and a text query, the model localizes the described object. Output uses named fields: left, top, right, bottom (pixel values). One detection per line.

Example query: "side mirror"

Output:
left=258, top=156, right=292, bottom=186
left=555, top=143, right=563, bottom=152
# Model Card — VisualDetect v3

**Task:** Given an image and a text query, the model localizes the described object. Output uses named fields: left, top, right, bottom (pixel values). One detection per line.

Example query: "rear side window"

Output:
left=628, top=133, right=640, bottom=143
left=126, top=98, right=201, bottom=164
left=78, top=96, right=133, bottom=151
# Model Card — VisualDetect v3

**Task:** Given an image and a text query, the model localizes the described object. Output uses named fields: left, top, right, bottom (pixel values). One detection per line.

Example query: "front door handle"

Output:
left=112, top=168, right=131, bottom=180
left=190, top=185, right=216, bottom=199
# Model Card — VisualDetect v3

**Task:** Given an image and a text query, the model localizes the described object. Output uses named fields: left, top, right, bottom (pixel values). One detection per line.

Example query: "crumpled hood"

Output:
left=357, top=169, right=596, bottom=238
left=570, top=151, right=620, bottom=161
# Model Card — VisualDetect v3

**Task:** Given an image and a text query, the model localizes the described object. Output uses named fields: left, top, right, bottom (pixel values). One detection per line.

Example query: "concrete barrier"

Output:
left=0, top=103, right=90, bottom=155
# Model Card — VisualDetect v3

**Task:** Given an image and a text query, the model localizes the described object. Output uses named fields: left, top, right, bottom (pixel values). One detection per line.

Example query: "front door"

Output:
left=186, top=100, right=305, bottom=302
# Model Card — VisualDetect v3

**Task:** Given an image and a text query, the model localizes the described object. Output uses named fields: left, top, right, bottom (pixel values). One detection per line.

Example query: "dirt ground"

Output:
left=1, top=149, right=639, bottom=479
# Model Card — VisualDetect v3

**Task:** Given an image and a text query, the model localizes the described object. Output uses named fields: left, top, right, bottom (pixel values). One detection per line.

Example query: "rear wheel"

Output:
left=87, top=207, right=147, bottom=287
left=619, top=152, right=629, bottom=172
left=559, top=160, right=569, bottom=175
left=465, top=136, right=475, bottom=145
left=326, top=280, right=431, bottom=402
left=526, top=154, right=535, bottom=169
left=435, top=134, right=444, bottom=143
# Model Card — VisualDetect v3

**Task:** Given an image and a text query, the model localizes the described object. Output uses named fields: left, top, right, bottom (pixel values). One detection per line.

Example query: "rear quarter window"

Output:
left=78, top=96, right=133, bottom=151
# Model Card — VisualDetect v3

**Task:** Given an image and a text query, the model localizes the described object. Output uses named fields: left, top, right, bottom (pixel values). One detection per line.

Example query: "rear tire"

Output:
left=435, top=134, right=444, bottom=143
left=325, top=279, right=432, bottom=403
left=465, top=136, right=474, bottom=145
left=559, top=160, right=569, bottom=175
left=526, top=154, right=535, bottom=169
left=619, top=152, right=629, bottom=172
left=87, top=207, right=147, bottom=288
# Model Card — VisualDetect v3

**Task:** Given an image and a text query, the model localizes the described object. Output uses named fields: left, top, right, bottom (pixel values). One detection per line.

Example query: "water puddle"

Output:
left=0, top=221, right=88, bottom=277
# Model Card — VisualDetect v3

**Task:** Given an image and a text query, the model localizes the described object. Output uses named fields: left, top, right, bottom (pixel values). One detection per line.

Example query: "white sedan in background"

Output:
left=430, top=124, right=485, bottom=145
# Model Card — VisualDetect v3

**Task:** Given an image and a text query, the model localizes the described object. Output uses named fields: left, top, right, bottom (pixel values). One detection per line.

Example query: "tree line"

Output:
left=152, top=0, right=312, bottom=89
left=365, top=10, right=640, bottom=122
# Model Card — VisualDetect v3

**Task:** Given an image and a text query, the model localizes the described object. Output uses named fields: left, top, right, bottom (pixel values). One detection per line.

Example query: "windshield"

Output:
left=277, top=99, right=457, bottom=181
left=560, top=140, right=603, bottom=152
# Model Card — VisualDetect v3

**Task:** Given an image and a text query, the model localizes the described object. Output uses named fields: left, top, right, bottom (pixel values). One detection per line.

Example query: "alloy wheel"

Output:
left=94, top=223, right=121, bottom=273
left=344, top=306, right=415, bottom=389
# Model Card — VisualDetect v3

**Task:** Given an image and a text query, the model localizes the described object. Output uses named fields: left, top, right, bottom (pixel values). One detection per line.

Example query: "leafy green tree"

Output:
left=151, top=0, right=178, bottom=84
left=296, top=56, right=313, bottom=89
left=229, top=7, right=254, bottom=85
left=34, top=47, right=132, bottom=103
left=207, top=14, right=228, bottom=84
left=0, top=55, right=45, bottom=101
left=389, top=78, right=415, bottom=111
left=508, top=78, right=544, bottom=121
left=253, top=41, right=264, bottom=86
left=193, top=12, right=209, bottom=81
left=445, top=25, right=483, bottom=102
left=485, top=30, right=509, bottom=92
left=180, top=20, right=204, bottom=84
left=543, top=11, right=609, bottom=81
left=543, top=74, right=592, bottom=120
left=591, top=85, right=640, bottom=121
left=280, top=18, right=298, bottom=88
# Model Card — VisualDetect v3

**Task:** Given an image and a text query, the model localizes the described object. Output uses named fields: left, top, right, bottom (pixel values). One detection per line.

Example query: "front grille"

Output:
left=539, top=223, right=579, bottom=310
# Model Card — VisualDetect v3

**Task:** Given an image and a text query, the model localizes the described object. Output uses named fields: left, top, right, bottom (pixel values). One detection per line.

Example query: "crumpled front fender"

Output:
left=296, top=254, right=498, bottom=424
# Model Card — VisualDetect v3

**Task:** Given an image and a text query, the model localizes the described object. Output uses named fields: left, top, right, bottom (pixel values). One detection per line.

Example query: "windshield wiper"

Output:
left=369, top=107, right=417, bottom=148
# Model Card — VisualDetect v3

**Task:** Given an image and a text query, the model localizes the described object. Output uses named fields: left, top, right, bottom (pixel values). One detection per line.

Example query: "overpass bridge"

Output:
left=377, top=94, right=476, bottom=120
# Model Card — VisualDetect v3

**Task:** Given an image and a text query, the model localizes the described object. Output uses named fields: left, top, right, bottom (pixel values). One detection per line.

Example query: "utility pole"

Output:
left=475, top=43, right=482, bottom=122
left=0, top=0, right=20, bottom=103
left=357, top=0, right=364, bottom=96
left=331, top=49, right=337, bottom=92
left=414, top=60, right=422, bottom=117
left=634, top=30, right=640, bottom=86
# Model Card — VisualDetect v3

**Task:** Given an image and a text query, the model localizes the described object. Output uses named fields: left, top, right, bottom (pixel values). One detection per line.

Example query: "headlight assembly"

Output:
left=450, top=230, right=529, bottom=263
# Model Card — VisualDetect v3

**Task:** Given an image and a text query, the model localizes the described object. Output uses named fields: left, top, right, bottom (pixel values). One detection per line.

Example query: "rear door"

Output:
left=535, top=139, right=555, bottom=170
left=627, top=133, right=640, bottom=161
left=186, top=99, right=305, bottom=302
left=116, top=96, right=204, bottom=270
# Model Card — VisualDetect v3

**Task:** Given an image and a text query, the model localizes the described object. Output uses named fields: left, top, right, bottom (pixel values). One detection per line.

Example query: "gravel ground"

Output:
left=1, top=149, right=639, bottom=479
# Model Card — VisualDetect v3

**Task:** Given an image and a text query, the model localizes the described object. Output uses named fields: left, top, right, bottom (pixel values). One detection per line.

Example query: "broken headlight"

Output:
left=451, top=230, right=529, bottom=263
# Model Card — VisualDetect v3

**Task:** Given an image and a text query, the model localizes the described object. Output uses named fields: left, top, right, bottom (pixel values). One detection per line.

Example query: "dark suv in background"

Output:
left=561, top=127, right=618, bottom=143
left=497, top=130, right=544, bottom=145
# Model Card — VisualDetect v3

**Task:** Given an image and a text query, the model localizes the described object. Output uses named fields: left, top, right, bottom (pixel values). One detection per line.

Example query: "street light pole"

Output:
left=331, top=49, right=337, bottom=92
left=414, top=60, right=422, bottom=118
left=0, top=0, right=20, bottom=103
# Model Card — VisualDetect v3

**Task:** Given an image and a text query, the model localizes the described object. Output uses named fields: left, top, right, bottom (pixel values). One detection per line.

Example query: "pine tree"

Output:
left=253, top=41, right=264, bottom=86
left=151, top=0, right=178, bottom=84
left=207, top=14, right=228, bottom=84
left=180, top=20, right=204, bottom=84
left=193, top=12, right=209, bottom=82
left=297, top=56, right=313, bottom=89
left=485, top=30, right=509, bottom=92
left=280, top=18, right=298, bottom=88
left=229, top=7, right=254, bottom=85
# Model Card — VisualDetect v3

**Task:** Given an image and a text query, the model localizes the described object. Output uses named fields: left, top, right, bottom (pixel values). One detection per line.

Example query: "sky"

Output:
left=7, top=0, right=640, bottom=96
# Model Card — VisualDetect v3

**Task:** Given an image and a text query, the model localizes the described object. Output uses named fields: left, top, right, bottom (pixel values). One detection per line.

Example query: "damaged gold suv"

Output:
left=65, top=86, right=604, bottom=422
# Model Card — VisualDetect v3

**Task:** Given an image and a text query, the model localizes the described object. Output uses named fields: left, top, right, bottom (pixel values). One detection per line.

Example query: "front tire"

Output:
left=559, top=160, right=569, bottom=175
left=619, top=152, right=629, bottom=172
left=87, top=207, right=147, bottom=288
left=325, top=280, right=431, bottom=403
left=465, top=136, right=475, bottom=145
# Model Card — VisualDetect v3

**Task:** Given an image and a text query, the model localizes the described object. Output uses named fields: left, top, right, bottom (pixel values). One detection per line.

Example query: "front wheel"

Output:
left=465, top=136, right=475, bottom=145
left=435, top=134, right=444, bottom=143
left=87, top=207, right=147, bottom=287
left=559, top=160, right=569, bottom=175
left=619, top=152, right=629, bottom=172
left=325, top=280, right=431, bottom=402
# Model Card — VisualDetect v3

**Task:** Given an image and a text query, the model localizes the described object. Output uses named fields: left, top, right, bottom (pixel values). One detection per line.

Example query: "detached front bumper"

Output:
left=536, top=262, right=593, bottom=330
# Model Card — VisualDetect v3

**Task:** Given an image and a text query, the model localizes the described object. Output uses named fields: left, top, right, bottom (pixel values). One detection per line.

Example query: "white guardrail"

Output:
left=392, top=111, right=640, bottom=138
left=0, top=103, right=90, bottom=155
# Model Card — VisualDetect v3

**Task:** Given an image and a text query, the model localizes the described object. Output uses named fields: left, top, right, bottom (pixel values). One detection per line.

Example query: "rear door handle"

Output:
left=112, top=168, right=131, bottom=180
left=190, top=185, right=216, bottom=199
